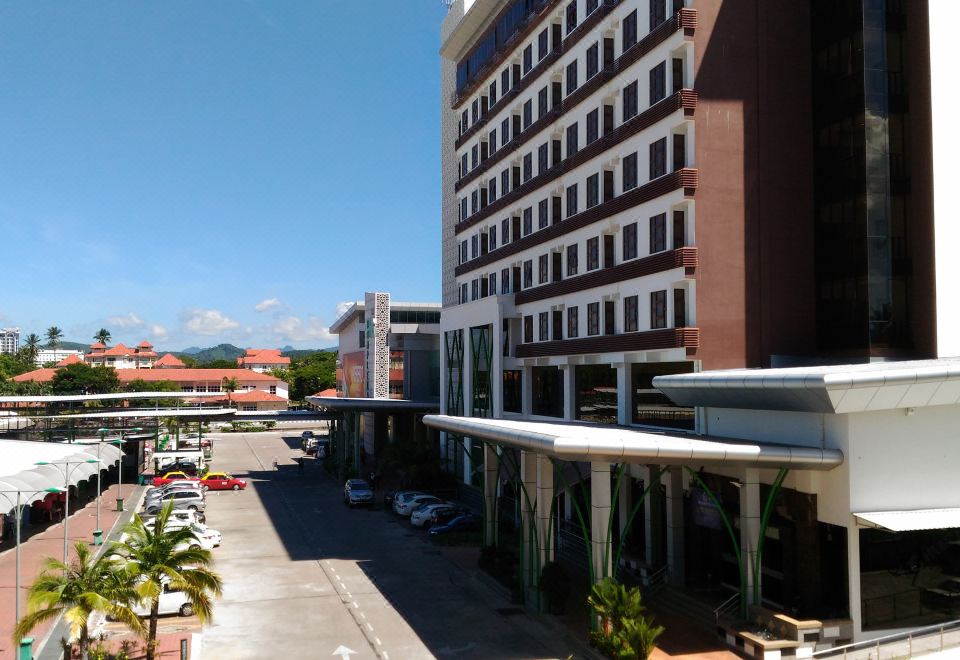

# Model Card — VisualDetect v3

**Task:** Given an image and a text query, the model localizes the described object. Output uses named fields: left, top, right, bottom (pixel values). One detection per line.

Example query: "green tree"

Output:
left=125, top=379, right=180, bottom=393
left=112, top=503, right=223, bottom=660
left=284, top=351, right=337, bottom=401
left=179, top=354, right=199, bottom=368
left=21, top=333, right=42, bottom=364
left=45, top=326, right=63, bottom=349
left=93, top=328, right=112, bottom=345
left=198, top=359, right=238, bottom=369
left=50, top=363, right=121, bottom=395
left=221, top=377, right=239, bottom=407
left=13, top=542, right=143, bottom=654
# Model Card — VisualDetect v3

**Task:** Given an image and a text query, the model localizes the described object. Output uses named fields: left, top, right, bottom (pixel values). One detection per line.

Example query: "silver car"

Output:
left=143, top=490, right=206, bottom=514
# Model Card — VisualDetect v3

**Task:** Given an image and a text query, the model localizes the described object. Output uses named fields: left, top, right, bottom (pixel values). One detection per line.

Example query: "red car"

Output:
left=151, top=471, right=200, bottom=487
left=198, top=472, right=247, bottom=491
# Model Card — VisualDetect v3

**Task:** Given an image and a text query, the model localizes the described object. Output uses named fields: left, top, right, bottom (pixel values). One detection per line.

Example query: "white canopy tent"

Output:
left=0, top=439, right=121, bottom=508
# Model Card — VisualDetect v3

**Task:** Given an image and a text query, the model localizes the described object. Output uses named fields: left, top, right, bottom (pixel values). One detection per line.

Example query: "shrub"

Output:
left=587, top=578, right=664, bottom=659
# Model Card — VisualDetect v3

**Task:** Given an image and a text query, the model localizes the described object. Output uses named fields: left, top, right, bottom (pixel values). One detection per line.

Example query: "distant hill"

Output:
left=281, top=348, right=337, bottom=359
left=58, top=341, right=91, bottom=351
left=180, top=346, right=203, bottom=355
left=157, top=344, right=337, bottom=364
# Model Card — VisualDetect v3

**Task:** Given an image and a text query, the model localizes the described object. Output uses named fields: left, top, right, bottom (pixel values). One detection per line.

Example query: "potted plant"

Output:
left=539, top=561, right=571, bottom=614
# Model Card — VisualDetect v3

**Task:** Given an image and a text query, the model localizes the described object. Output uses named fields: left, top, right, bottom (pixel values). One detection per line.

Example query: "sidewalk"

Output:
left=0, top=484, right=132, bottom=660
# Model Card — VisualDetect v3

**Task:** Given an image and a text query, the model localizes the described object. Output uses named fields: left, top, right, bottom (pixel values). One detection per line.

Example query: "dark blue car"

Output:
left=428, top=512, right=481, bottom=536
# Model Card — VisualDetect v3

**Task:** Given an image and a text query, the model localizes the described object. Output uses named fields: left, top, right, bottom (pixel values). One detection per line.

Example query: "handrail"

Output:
left=812, top=618, right=960, bottom=657
left=713, top=593, right=740, bottom=625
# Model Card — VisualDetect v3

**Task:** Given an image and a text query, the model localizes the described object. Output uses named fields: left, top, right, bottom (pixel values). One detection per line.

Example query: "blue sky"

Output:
left=0, top=1, right=447, bottom=350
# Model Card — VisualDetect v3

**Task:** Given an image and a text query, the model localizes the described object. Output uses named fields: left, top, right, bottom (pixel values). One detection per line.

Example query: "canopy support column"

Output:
left=483, top=442, right=498, bottom=546
left=741, top=468, right=761, bottom=605
left=591, top=461, right=612, bottom=582
left=666, top=466, right=686, bottom=586
left=536, top=454, right=554, bottom=566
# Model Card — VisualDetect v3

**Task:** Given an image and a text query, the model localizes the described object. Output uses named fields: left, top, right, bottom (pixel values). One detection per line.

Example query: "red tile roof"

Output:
left=55, top=354, right=82, bottom=367
left=227, top=390, right=287, bottom=402
left=237, top=349, right=290, bottom=367
left=154, top=353, right=186, bottom=368
left=89, top=342, right=106, bottom=350
left=313, top=388, right=338, bottom=398
left=137, top=341, right=153, bottom=348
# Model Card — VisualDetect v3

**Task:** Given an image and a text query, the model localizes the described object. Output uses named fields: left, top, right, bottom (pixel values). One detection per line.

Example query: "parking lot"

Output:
left=194, top=430, right=582, bottom=659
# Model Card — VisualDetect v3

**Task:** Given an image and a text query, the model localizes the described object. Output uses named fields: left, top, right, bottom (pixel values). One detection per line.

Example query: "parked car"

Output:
left=198, top=472, right=246, bottom=491
left=162, top=461, right=203, bottom=477
left=390, top=491, right=425, bottom=514
left=146, top=480, right=200, bottom=497
left=144, top=489, right=204, bottom=509
left=428, top=513, right=482, bottom=536
left=429, top=506, right=469, bottom=529
left=143, top=490, right=206, bottom=515
left=343, top=479, right=374, bottom=507
left=142, top=509, right=206, bottom=526
left=395, top=494, right=441, bottom=517
left=410, top=502, right=455, bottom=528
left=165, top=521, right=222, bottom=548
left=131, top=582, right=195, bottom=618
left=151, top=471, right=200, bottom=487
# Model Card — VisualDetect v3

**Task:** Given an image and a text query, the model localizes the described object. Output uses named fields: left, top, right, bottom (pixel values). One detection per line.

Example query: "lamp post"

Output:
left=34, top=459, right=99, bottom=566
left=0, top=488, right=64, bottom=638
left=96, top=426, right=142, bottom=513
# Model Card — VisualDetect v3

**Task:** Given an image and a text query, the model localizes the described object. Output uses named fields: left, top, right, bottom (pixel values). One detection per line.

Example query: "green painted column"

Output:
left=590, top=461, right=612, bottom=582
left=18, top=638, right=32, bottom=660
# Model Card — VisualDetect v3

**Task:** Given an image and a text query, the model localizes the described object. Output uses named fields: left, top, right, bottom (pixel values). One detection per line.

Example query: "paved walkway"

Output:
left=0, top=484, right=132, bottom=659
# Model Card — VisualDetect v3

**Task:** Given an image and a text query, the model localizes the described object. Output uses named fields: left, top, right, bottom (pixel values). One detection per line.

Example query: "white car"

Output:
left=142, top=509, right=206, bottom=527
left=410, top=502, right=454, bottom=528
left=131, top=582, right=195, bottom=618
left=395, top=494, right=441, bottom=517
left=165, top=521, right=221, bottom=548
left=391, top=491, right=425, bottom=514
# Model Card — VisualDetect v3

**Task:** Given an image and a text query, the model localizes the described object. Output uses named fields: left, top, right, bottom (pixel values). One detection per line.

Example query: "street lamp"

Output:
left=97, top=426, right=143, bottom=513
left=0, top=487, right=64, bottom=639
left=34, top=459, right=100, bottom=566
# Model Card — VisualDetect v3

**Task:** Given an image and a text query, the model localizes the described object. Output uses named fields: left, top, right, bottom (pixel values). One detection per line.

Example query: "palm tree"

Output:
left=21, top=333, right=42, bottom=364
left=221, top=377, right=239, bottom=408
left=13, top=542, right=143, bottom=655
left=112, top=503, right=223, bottom=660
left=45, top=326, right=63, bottom=349
left=93, top=328, right=111, bottom=345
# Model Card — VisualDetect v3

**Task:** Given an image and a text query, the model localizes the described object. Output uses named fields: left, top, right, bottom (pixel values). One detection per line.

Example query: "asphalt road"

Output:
left=200, top=431, right=574, bottom=660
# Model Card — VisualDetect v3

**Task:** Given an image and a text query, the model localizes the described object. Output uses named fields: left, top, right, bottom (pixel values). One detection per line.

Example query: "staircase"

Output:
left=646, top=584, right=728, bottom=634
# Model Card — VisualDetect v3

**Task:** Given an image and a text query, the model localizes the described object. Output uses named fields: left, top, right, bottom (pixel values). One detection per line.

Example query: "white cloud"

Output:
left=150, top=324, right=169, bottom=342
left=181, top=309, right=240, bottom=336
left=255, top=298, right=282, bottom=313
left=270, top=316, right=334, bottom=343
left=106, top=313, right=144, bottom=328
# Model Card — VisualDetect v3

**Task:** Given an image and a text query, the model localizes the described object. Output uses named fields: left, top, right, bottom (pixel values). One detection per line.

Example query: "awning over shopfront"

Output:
left=854, top=508, right=960, bottom=532
left=0, top=439, right=121, bottom=507
left=422, top=415, right=843, bottom=470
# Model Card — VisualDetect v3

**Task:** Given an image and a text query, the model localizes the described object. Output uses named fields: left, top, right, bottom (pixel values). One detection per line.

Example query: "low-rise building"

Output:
left=85, top=341, right=158, bottom=369
left=236, top=349, right=290, bottom=373
left=35, top=348, right=85, bottom=366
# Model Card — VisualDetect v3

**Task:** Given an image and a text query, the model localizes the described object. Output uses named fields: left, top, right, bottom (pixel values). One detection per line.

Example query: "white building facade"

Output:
left=0, top=328, right=19, bottom=355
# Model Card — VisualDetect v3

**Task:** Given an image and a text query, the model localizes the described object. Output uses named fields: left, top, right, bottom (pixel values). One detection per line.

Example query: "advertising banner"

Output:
left=342, top=351, right=366, bottom=398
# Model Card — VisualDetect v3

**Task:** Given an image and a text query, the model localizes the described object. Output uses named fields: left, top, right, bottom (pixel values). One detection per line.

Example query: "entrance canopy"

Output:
left=0, top=439, right=121, bottom=507
left=423, top=415, right=843, bottom=470
left=854, top=509, right=960, bottom=532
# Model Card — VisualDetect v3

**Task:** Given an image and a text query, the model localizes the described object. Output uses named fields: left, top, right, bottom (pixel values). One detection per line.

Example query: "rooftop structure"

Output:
left=236, top=348, right=290, bottom=373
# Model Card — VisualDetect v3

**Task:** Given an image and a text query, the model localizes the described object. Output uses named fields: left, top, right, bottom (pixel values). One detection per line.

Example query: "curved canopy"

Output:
left=0, top=439, right=122, bottom=512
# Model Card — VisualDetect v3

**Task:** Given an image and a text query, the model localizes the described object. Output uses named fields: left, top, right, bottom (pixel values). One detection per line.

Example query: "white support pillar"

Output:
left=491, top=320, right=504, bottom=418
left=561, top=364, right=576, bottom=420
left=591, top=461, right=612, bottom=582
left=520, top=451, right=539, bottom=589
left=645, top=465, right=662, bottom=567
left=847, top=523, right=863, bottom=638
left=521, top=364, right=534, bottom=416
left=536, top=454, right=555, bottom=566
left=665, top=466, right=686, bottom=586
left=463, top=327, right=474, bottom=416
left=614, top=362, right=630, bottom=426
left=483, top=442, right=498, bottom=545
left=740, top=467, right=761, bottom=605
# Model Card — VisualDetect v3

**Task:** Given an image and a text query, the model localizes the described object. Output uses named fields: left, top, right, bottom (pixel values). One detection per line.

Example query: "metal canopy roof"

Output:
left=854, top=509, right=960, bottom=532
left=0, top=391, right=227, bottom=404
left=422, top=415, right=843, bottom=470
left=654, top=358, right=960, bottom=414
left=307, top=396, right=440, bottom=413
left=0, top=439, right=122, bottom=510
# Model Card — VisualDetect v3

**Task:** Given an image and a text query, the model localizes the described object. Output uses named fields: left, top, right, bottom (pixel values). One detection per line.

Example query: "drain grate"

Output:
left=496, top=607, right=524, bottom=616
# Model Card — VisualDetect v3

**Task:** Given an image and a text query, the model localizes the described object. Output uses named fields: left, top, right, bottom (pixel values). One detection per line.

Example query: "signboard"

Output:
left=342, top=351, right=366, bottom=398
left=691, top=487, right=722, bottom=531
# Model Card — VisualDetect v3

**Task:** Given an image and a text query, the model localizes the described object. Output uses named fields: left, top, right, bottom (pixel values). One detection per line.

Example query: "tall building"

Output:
left=0, top=328, right=20, bottom=355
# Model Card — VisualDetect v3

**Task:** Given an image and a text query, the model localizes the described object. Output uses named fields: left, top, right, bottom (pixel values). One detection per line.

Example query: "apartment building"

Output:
left=0, top=328, right=19, bottom=355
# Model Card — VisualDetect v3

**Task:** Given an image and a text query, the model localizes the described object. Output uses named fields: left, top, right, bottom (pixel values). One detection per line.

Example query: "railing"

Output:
left=861, top=588, right=922, bottom=629
left=713, top=593, right=740, bottom=626
left=646, top=565, right=669, bottom=594
left=812, top=619, right=960, bottom=658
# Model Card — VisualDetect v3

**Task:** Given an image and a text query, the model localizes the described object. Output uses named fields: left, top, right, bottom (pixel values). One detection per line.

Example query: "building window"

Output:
left=552, top=309, right=563, bottom=341
left=489, top=177, right=497, bottom=203
left=471, top=234, right=478, bottom=259
left=539, top=311, right=549, bottom=341
left=566, top=243, right=579, bottom=276
left=651, top=290, right=667, bottom=328
left=533, top=366, right=563, bottom=418
left=650, top=61, right=666, bottom=105
left=502, top=67, right=511, bottom=94
left=539, top=254, right=548, bottom=284
left=523, top=259, right=533, bottom=288
left=566, top=1, right=578, bottom=34
left=566, top=60, right=578, bottom=94
left=604, top=300, right=615, bottom=334
left=586, top=42, right=599, bottom=79
left=586, top=173, right=600, bottom=208
left=586, top=108, right=598, bottom=144
left=269, top=385, right=277, bottom=395
left=566, top=183, right=578, bottom=217
left=538, top=28, right=549, bottom=60
left=460, top=197, right=468, bottom=221
left=489, top=225, right=498, bottom=251
left=587, top=236, right=599, bottom=271
left=359, top=330, right=366, bottom=348
left=623, top=152, right=638, bottom=191
left=471, top=279, right=479, bottom=300
left=631, top=362, right=695, bottom=429
left=673, top=133, right=686, bottom=169
left=524, top=315, right=533, bottom=343
left=459, top=240, right=467, bottom=264
left=623, top=80, right=638, bottom=120
left=649, top=0, right=666, bottom=31
left=501, top=218, right=510, bottom=244
left=460, top=283, right=468, bottom=304
left=538, top=198, right=549, bottom=229
left=501, top=168, right=509, bottom=195
left=523, top=99, right=533, bottom=130
left=674, top=288, right=686, bottom=327
left=538, top=143, right=548, bottom=174
left=501, top=268, right=510, bottom=295
left=538, top=86, right=548, bottom=118
left=650, top=213, right=667, bottom=253
left=523, top=152, right=533, bottom=181
left=566, top=122, right=578, bottom=157
left=650, top=137, right=667, bottom=179
left=489, top=128, right=497, bottom=153
left=568, top=306, right=579, bottom=338
left=623, top=9, right=638, bottom=51
left=587, top=302, right=600, bottom=336
left=624, top=295, right=639, bottom=332
left=575, top=364, right=618, bottom=423
left=503, top=370, right=522, bottom=412
left=489, top=80, right=497, bottom=106
left=523, top=44, right=533, bottom=74
left=673, top=210, right=686, bottom=248
left=587, top=0, right=599, bottom=14
left=623, top=222, right=638, bottom=260
left=523, top=207, right=533, bottom=235
left=501, top=117, right=510, bottom=145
